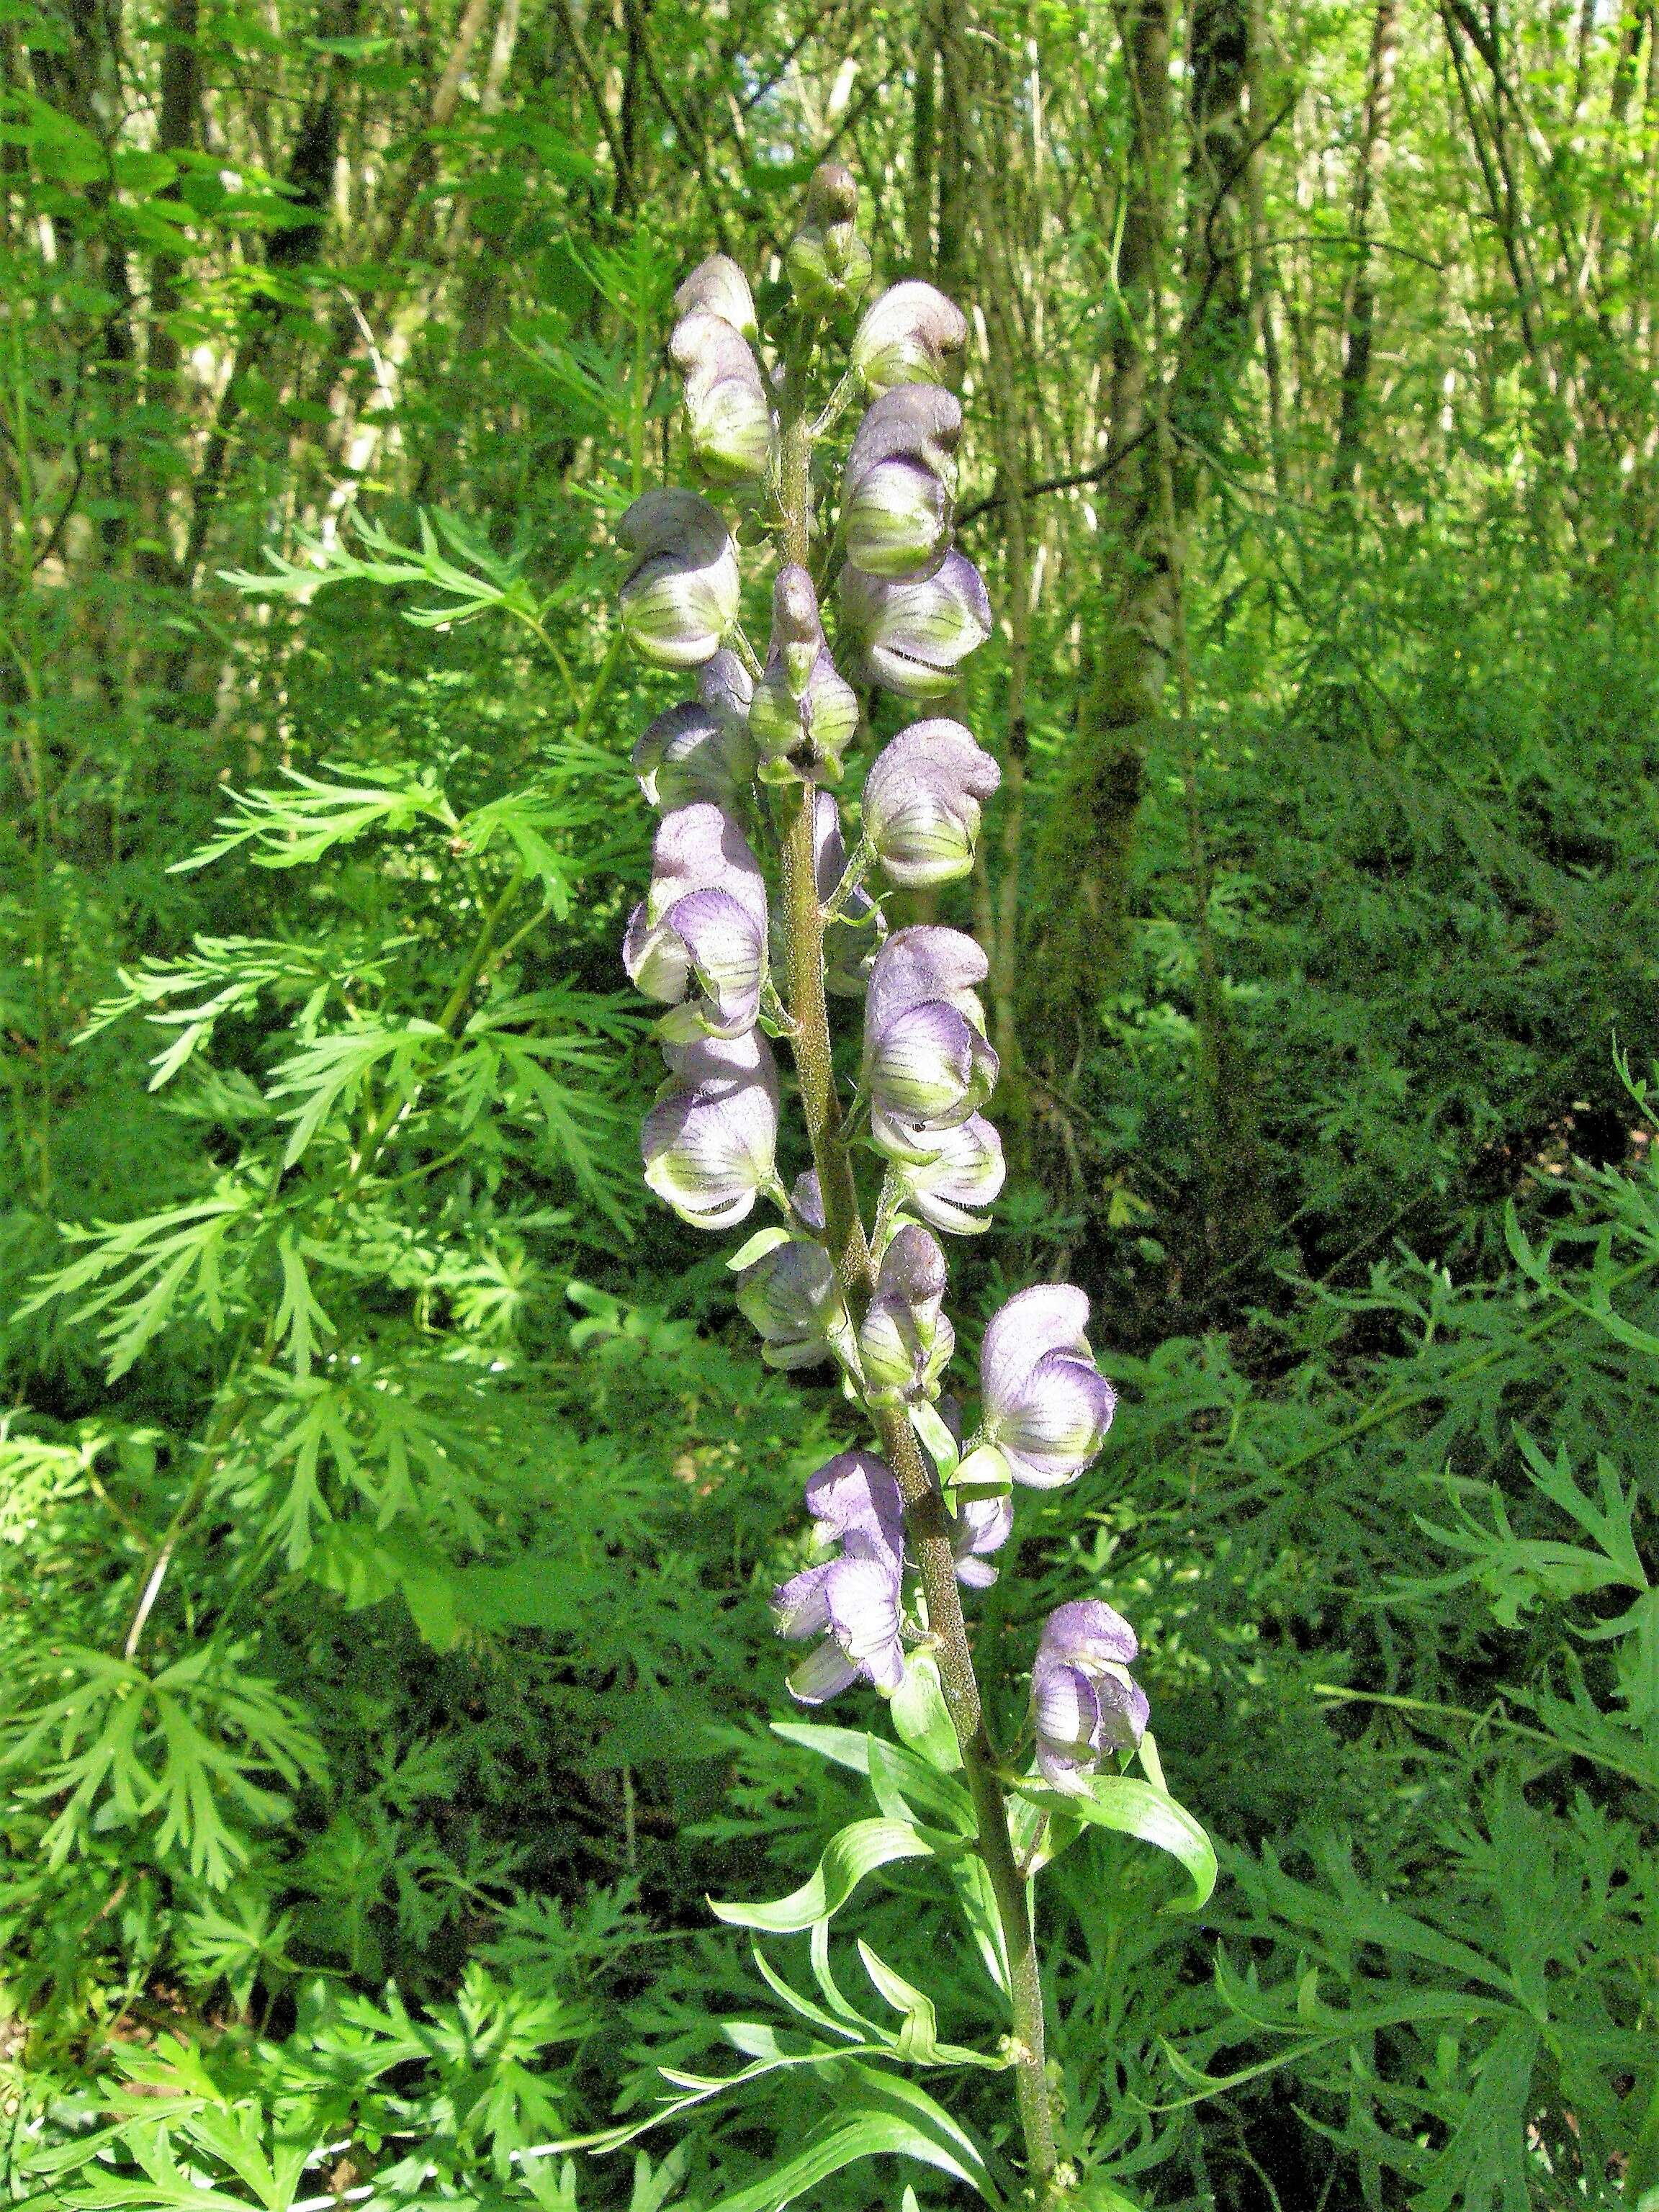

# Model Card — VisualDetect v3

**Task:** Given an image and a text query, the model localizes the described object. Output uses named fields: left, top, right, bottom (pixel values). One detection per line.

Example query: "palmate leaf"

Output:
left=0, top=1645, right=323, bottom=1888
left=20, top=1184, right=260, bottom=1380
left=266, top=1020, right=446, bottom=1168
left=708, top=1818, right=937, bottom=1935
left=171, top=763, right=457, bottom=875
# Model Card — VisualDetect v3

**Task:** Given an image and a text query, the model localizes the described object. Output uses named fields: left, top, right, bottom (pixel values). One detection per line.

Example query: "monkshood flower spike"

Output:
left=615, top=175, right=1210, bottom=2211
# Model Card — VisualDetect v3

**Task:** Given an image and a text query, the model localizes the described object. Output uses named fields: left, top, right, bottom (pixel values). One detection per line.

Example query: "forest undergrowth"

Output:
left=4, top=0, right=1659, bottom=2202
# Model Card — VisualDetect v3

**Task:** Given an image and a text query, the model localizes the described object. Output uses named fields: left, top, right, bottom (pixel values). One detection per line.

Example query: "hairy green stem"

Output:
left=773, top=331, right=1058, bottom=2198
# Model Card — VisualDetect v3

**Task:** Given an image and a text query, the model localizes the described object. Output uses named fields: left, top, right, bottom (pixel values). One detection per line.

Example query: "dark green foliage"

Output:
left=4, top=0, right=1659, bottom=2202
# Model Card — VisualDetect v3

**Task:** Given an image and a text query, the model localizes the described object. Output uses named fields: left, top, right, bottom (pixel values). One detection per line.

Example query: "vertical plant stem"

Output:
left=773, top=333, right=1059, bottom=2201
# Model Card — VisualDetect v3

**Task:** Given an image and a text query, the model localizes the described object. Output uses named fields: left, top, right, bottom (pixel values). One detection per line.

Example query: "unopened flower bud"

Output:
left=840, top=551, right=992, bottom=698
left=670, top=311, right=773, bottom=482
left=842, top=387, right=961, bottom=579
left=1030, top=1599, right=1148, bottom=1794
left=749, top=565, right=860, bottom=784
left=786, top=161, right=873, bottom=314
left=734, top=1231, right=845, bottom=1369
left=851, top=281, right=968, bottom=396
left=674, top=253, right=759, bottom=341
left=619, top=490, right=739, bottom=668
left=863, top=719, right=1001, bottom=887
left=641, top=1028, right=779, bottom=1230
left=980, top=1285, right=1116, bottom=1488
left=859, top=1224, right=954, bottom=1402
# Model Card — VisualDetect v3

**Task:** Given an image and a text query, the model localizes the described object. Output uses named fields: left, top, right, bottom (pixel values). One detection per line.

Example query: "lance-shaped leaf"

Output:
left=1010, top=1771, right=1216, bottom=1914
left=709, top=1815, right=935, bottom=1932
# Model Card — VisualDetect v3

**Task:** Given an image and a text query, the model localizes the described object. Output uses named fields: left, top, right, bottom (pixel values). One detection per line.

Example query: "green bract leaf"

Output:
left=1011, top=1773, right=1217, bottom=1913
left=709, top=1817, right=933, bottom=1933
left=889, top=1650, right=962, bottom=1774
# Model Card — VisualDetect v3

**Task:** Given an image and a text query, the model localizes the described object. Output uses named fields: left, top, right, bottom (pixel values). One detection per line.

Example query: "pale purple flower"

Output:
left=888, top=1112, right=1005, bottom=1235
left=804, top=1449, right=906, bottom=1574
left=698, top=647, right=754, bottom=727
left=735, top=1232, right=844, bottom=1369
left=631, top=699, right=755, bottom=811
left=750, top=565, right=860, bottom=785
left=862, top=720, right=1002, bottom=889
left=641, top=1030, right=778, bottom=1230
left=840, top=551, right=992, bottom=698
left=775, top=1554, right=905, bottom=1703
left=841, top=387, right=961, bottom=580
left=953, top=1491, right=1014, bottom=1589
left=863, top=927, right=997, bottom=1131
left=623, top=804, right=767, bottom=1039
left=1030, top=1599, right=1148, bottom=1795
left=980, top=1285, right=1116, bottom=1488
left=852, top=281, right=968, bottom=396
left=859, top=1224, right=954, bottom=1402
left=674, top=253, right=759, bottom=341
left=773, top=1448, right=908, bottom=1701
left=670, top=310, right=773, bottom=482
left=618, top=490, right=740, bottom=668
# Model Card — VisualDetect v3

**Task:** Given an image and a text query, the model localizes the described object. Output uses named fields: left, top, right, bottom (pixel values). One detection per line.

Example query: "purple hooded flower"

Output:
left=953, top=1491, right=1014, bottom=1589
left=774, top=1553, right=905, bottom=1703
left=979, top=1285, right=1116, bottom=1488
left=841, top=386, right=962, bottom=580
left=641, top=1029, right=778, bottom=1230
left=851, top=281, right=968, bottom=396
left=859, top=1224, right=954, bottom=1403
left=674, top=253, right=759, bottom=341
left=804, top=1448, right=906, bottom=1573
left=863, top=927, right=997, bottom=1133
left=840, top=551, right=992, bottom=699
left=1030, top=1599, right=1148, bottom=1796
left=623, top=804, right=767, bottom=1039
left=749, top=566, right=860, bottom=785
left=734, top=1230, right=845, bottom=1369
left=619, top=490, right=741, bottom=668
left=670, top=310, right=773, bottom=482
left=631, top=698, right=756, bottom=811
left=775, top=1447, right=907, bottom=1704
left=889, top=1112, right=1005, bottom=1235
left=862, top=720, right=1002, bottom=889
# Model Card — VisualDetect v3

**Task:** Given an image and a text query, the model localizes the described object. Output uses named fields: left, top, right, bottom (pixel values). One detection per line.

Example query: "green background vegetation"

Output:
left=1, top=0, right=1657, bottom=2203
